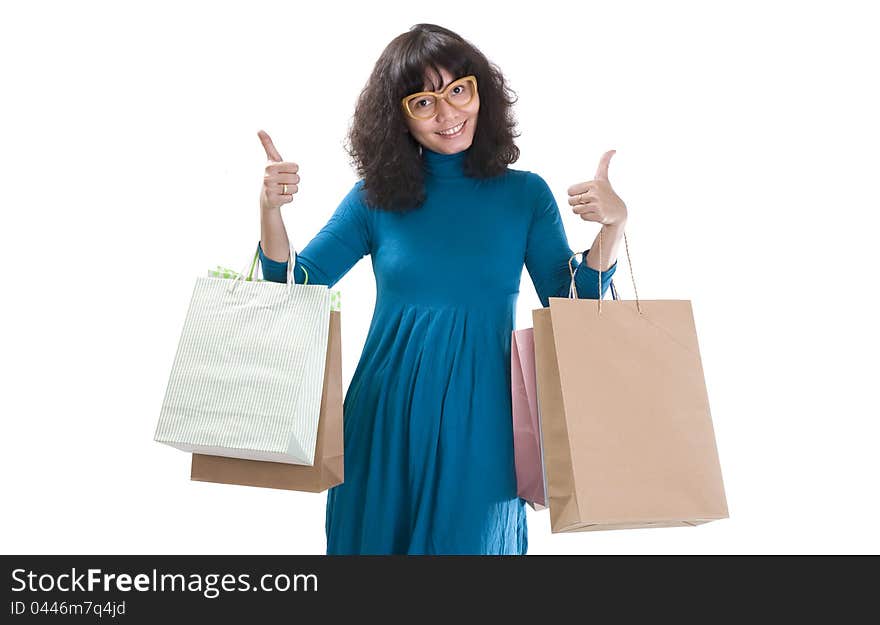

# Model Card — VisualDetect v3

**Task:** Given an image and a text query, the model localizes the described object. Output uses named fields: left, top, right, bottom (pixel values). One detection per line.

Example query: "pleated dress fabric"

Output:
left=259, top=146, right=617, bottom=554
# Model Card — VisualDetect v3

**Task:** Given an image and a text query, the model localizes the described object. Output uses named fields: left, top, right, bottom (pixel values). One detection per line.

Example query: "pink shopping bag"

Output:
left=511, top=328, right=547, bottom=510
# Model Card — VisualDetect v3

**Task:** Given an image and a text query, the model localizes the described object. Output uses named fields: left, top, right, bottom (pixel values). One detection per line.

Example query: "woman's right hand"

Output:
left=258, top=129, right=300, bottom=211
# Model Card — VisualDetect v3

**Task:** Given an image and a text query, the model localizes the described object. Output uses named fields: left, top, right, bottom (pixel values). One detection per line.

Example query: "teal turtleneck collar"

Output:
left=422, top=146, right=468, bottom=179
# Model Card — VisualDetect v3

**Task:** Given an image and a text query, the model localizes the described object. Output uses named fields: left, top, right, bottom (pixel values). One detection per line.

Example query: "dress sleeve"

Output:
left=524, top=172, right=618, bottom=307
left=258, top=180, right=372, bottom=287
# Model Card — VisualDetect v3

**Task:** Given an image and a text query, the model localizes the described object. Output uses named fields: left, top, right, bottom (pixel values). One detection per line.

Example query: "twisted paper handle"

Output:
left=568, top=226, right=642, bottom=315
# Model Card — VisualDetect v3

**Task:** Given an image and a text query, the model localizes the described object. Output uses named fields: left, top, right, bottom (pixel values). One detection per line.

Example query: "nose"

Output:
left=435, top=97, right=460, bottom=125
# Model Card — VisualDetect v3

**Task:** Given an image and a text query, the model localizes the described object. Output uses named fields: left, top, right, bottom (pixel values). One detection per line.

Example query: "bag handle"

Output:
left=567, top=226, right=642, bottom=315
left=226, top=242, right=306, bottom=294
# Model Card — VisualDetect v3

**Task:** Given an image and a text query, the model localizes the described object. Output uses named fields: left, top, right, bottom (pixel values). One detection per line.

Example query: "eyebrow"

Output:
left=425, top=77, right=457, bottom=92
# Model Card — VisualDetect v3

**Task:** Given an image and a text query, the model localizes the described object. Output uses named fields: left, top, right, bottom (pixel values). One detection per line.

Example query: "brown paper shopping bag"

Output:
left=190, top=310, right=344, bottom=492
left=532, top=232, right=728, bottom=532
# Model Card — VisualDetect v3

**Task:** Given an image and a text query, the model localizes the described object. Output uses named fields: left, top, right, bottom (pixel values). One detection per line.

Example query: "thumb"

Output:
left=594, top=149, right=616, bottom=181
left=258, top=129, right=283, bottom=162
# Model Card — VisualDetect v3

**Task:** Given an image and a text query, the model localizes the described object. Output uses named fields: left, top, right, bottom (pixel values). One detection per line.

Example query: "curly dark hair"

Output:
left=344, top=23, right=521, bottom=212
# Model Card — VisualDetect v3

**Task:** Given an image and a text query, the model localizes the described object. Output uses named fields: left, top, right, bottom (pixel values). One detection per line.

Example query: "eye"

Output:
left=451, top=85, right=463, bottom=95
left=416, top=99, right=430, bottom=108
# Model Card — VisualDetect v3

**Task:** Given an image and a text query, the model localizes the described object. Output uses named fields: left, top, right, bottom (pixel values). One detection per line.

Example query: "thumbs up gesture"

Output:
left=258, top=129, right=300, bottom=211
left=566, top=150, right=627, bottom=227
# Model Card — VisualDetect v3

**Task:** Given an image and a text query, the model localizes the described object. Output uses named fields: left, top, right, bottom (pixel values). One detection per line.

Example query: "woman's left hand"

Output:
left=566, top=150, right=628, bottom=227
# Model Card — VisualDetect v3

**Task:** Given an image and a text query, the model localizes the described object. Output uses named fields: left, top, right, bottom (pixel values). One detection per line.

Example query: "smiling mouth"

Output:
left=436, top=120, right=466, bottom=136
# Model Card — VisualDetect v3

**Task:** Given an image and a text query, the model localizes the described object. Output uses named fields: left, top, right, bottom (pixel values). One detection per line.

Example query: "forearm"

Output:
left=584, top=219, right=626, bottom=272
left=260, top=205, right=291, bottom=263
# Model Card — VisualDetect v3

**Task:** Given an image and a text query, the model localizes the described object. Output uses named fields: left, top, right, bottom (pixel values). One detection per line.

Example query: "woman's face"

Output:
left=404, top=65, right=479, bottom=155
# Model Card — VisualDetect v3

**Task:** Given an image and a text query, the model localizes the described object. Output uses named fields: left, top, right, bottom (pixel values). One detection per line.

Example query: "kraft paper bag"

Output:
left=532, top=241, right=728, bottom=532
left=511, top=328, right=547, bottom=511
left=190, top=310, right=344, bottom=492
left=533, top=297, right=729, bottom=532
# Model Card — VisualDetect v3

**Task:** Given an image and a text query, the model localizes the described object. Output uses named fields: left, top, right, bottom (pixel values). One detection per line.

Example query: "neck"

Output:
left=422, top=145, right=468, bottom=178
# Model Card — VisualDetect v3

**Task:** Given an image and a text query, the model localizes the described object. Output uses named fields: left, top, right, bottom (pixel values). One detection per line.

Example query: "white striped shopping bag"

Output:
left=154, top=242, right=332, bottom=465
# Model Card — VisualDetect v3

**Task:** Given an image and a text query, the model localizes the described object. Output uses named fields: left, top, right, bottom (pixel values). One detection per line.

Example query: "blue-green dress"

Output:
left=259, top=146, right=617, bottom=554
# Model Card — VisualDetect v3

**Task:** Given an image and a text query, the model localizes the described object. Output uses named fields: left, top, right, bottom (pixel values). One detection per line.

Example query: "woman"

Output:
left=257, top=23, right=628, bottom=555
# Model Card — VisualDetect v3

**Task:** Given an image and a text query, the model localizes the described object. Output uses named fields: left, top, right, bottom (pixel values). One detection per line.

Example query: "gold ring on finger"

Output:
left=283, top=183, right=288, bottom=194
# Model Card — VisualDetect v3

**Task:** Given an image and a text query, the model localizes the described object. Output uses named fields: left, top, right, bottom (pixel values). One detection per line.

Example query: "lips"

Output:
left=436, top=120, right=466, bottom=136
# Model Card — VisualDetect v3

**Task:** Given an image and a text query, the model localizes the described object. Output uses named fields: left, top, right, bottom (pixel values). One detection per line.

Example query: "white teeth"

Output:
left=438, top=121, right=465, bottom=136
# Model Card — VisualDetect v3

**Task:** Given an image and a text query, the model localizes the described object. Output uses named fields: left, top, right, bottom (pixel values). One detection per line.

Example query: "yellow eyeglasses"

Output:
left=401, top=75, right=478, bottom=121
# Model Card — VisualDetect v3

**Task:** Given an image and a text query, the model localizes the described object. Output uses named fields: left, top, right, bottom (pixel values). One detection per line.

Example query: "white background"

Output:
left=1, top=0, right=877, bottom=555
